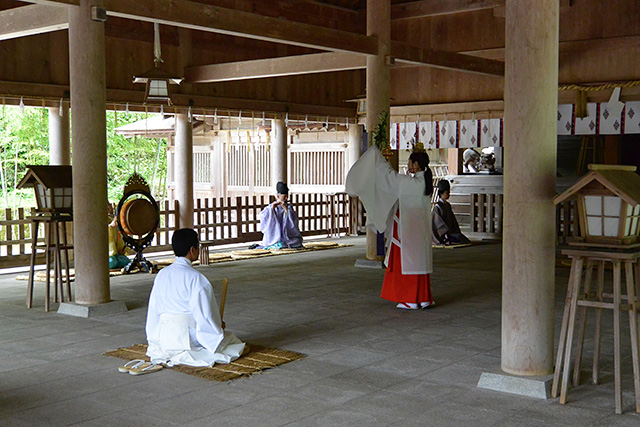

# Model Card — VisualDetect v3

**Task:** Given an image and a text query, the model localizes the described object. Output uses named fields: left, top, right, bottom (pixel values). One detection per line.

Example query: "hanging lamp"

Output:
left=133, top=23, right=183, bottom=104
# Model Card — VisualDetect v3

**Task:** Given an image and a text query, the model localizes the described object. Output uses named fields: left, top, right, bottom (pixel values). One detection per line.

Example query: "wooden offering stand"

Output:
left=551, top=165, right=640, bottom=414
left=17, top=166, right=74, bottom=311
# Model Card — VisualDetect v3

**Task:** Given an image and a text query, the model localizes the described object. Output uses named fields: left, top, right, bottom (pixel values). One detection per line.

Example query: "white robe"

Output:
left=345, top=146, right=433, bottom=274
left=145, top=257, right=245, bottom=367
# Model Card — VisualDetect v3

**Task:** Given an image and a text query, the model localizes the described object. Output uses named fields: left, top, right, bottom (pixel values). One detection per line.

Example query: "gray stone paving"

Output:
left=1, top=236, right=639, bottom=426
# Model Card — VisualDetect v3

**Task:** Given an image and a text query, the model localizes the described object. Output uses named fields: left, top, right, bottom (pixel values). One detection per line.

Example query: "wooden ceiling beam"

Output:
left=392, top=41, right=504, bottom=76
left=19, top=0, right=376, bottom=54
left=0, top=4, right=68, bottom=40
left=105, top=0, right=377, bottom=55
left=14, top=0, right=503, bottom=77
left=185, top=52, right=366, bottom=83
left=392, top=0, right=504, bottom=20
left=0, top=79, right=356, bottom=116
left=461, top=35, right=640, bottom=61
left=186, top=43, right=504, bottom=83
left=493, top=0, right=571, bottom=18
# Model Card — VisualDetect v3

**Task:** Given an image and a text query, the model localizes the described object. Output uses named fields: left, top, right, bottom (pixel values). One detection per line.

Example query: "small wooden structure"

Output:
left=554, top=164, right=640, bottom=248
left=551, top=164, right=640, bottom=414
left=17, top=166, right=73, bottom=215
left=17, top=166, right=73, bottom=311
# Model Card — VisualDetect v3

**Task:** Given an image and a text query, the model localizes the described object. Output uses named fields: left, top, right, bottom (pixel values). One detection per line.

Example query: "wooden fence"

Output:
left=0, top=193, right=356, bottom=269
left=194, top=193, right=355, bottom=245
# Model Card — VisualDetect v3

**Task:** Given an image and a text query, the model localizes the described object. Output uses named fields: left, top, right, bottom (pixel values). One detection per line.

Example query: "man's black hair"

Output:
left=172, top=228, right=199, bottom=257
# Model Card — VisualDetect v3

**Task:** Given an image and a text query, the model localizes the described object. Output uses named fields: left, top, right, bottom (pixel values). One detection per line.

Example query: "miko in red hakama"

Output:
left=381, top=213, right=433, bottom=305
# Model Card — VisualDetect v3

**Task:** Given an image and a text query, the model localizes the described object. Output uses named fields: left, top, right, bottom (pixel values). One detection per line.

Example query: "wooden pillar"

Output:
left=175, top=114, right=194, bottom=228
left=502, top=0, right=559, bottom=376
left=447, top=148, right=464, bottom=175
left=271, top=118, right=287, bottom=185
left=48, top=106, right=70, bottom=166
left=68, top=0, right=109, bottom=305
left=365, top=0, right=391, bottom=261
left=348, top=124, right=363, bottom=169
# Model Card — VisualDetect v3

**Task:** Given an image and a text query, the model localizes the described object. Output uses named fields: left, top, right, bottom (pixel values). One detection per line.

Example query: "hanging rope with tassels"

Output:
left=559, top=80, right=640, bottom=119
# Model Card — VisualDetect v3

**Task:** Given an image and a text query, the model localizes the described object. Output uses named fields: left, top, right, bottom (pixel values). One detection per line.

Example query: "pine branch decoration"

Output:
left=371, top=110, right=390, bottom=151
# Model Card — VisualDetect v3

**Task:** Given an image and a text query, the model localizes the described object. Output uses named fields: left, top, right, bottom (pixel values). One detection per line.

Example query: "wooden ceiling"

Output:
left=0, top=0, right=638, bottom=118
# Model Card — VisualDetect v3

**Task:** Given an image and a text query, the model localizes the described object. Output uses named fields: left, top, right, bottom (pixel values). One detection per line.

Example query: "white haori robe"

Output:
left=345, top=146, right=432, bottom=275
left=145, top=257, right=245, bottom=367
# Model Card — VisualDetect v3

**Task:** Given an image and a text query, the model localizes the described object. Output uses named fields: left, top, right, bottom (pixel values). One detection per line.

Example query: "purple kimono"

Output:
left=259, top=203, right=303, bottom=249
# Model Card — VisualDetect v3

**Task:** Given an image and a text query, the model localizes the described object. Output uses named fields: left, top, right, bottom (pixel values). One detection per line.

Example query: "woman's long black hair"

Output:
left=408, top=152, right=433, bottom=196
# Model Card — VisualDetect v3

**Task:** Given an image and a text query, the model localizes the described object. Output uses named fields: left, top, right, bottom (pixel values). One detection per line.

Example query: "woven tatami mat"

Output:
left=15, top=267, right=145, bottom=282
left=17, top=242, right=352, bottom=282
left=432, top=243, right=474, bottom=249
left=155, top=242, right=352, bottom=265
left=104, top=343, right=305, bottom=382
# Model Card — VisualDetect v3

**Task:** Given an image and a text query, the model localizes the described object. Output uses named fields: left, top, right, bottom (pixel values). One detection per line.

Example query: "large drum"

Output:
left=119, top=197, right=156, bottom=237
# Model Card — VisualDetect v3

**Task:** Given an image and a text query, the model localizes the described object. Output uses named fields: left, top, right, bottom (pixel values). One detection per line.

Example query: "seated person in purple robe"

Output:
left=432, top=180, right=470, bottom=245
left=258, top=182, right=303, bottom=249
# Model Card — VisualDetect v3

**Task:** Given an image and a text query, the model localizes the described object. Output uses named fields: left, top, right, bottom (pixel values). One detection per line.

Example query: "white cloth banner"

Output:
left=390, top=122, right=398, bottom=149
left=439, top=120, right=458, bottom=149
left=574, top=103, right=598, bottom=135
left=399, top=121, right=417, bottom=150
left=480, top=119, right=501, bottom=148
left=458, top=120, right=479, bottom=148
left=625, top=101, right=640, bottom=134
left=600, top=103, right=623, bottom=135
left=419, top=121, right=437, bottom=150
left=557, top=104, right=573, bottom=135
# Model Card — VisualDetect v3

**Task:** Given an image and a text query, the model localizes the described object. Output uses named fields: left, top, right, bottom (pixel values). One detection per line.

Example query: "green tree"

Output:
left=106, top=112, right=166, bottom=201
left=0, top=106, right=167, bottom=208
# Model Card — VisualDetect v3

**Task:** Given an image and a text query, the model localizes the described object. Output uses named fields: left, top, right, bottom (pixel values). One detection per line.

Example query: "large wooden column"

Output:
left=68, top=0, right=109, bottom=305
left=48, top=106, right=70, bottom=166
left=175, top=113, right=194, bottom=229
left=365, top=0, right=391, bottom=260
left=271, top=118, right=287, bottom=185
left=348, top=124, right=363, bottom=168
left=502, top=0, right=559, bottom=376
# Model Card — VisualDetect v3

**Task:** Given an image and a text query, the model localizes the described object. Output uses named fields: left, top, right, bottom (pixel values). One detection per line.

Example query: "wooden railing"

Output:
left=461, top=194, right=580, bottom=242
left=193, top=193, right=355, bottom=245
left=469, top=193, right=503, bottom=238
left=0, top=193, right=355, bottom=269
left=289, top=143, right=347, bottom=193
left=0, top=207, right=45, bottom=268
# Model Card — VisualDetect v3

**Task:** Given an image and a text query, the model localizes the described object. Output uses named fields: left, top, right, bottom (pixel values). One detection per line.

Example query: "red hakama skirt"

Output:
left=380, top=217, right=433, bottom=304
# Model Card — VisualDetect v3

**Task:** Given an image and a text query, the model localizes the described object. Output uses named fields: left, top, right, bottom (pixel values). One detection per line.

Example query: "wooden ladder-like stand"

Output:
left=26, top=214, right=73, bottom=311
left=552, top=247, right=640, bottom=414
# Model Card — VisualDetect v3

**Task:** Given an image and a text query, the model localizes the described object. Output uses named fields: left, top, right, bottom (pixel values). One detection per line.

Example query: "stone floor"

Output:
left=0, top=236, right=639, bottom=426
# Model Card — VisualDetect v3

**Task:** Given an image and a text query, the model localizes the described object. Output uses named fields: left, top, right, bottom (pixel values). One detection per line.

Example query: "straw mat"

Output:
left=104, top=343, right=305, bottom=382
left=432, top=243, right=474, bottom=249
left=16, top=242, right=351, bottom=282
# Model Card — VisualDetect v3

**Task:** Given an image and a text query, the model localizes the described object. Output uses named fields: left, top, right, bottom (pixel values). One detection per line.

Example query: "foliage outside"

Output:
left=371, top=110, right=390, bottom=151
left=0, top=106, right=166, bottom=209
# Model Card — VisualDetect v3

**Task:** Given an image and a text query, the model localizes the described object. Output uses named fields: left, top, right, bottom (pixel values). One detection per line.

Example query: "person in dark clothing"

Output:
left=432, top=180, right=470, bottom=245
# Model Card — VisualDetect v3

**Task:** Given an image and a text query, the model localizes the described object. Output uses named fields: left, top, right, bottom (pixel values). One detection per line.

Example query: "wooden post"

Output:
left=48, top=106, right=70, bottom=166
left=69, top=0, right=110, bottom=306
left=175, top=114, right=194, bottom=228
left=365, top=0, right=391, bottom=261
left=447, top=148, right=464, bottom=175
left=502, top=0, right=559, bottom=376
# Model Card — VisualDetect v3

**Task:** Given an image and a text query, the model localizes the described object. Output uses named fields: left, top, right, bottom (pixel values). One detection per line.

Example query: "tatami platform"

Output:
left=1, top=236, right=639, bottom=426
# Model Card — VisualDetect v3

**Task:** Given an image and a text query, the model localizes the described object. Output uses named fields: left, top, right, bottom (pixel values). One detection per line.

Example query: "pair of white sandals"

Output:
left=396, top=302, right=435, bottom=310
left=118, top=359, right=163, bottom=376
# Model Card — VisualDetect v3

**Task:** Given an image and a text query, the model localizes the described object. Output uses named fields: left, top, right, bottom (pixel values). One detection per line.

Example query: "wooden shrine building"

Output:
left=1, top=0, right=640, bottom=387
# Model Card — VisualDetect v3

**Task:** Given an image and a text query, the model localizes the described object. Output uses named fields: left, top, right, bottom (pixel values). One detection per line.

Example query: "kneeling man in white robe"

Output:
left=145, top=228, right=245, bottom=367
